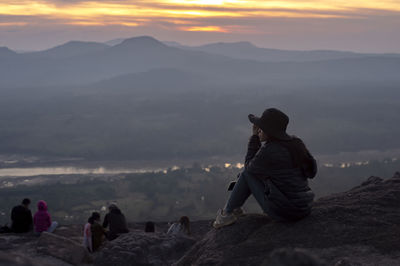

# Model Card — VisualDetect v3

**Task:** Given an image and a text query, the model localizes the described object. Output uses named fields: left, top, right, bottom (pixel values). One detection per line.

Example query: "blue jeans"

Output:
left=225, top=170, right=280, bottom=220
left=34, top=221, right=58, bottom=236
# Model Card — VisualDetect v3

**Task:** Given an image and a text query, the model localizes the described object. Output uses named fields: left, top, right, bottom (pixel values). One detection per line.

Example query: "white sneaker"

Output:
left=213, top=209, right=237, bottom=229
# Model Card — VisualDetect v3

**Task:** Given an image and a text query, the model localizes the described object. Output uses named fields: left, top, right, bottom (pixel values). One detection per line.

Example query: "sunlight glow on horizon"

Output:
left=0, top=0, right=400, bottom=33
left=180, top=25, right=228, bottom=32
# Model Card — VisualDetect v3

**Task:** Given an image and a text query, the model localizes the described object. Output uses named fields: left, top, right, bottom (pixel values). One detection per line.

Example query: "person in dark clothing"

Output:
left=102, top=204, right=129, bottom=240
left=11, top=198, right=33, bottom=233
left=145, top=221, right=155, bottom=233
left=213, top=108, right=317, bottom=228
left=91, top=212, right=105, bottom=251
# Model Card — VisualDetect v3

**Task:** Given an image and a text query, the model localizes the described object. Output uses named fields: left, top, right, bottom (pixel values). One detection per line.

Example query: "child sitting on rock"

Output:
left=33, top=200, right=58, bottom=235
left=83, top=214, right=94, bottom=252
left=83, top=212, right=105, bottom=252
left=91, top=212, right=105, bottom=251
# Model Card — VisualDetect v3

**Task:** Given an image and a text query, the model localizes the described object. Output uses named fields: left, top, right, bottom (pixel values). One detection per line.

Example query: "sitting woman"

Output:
left=102, top=204, right=129, bottom=241
left=167, top=216, right=191, bottom=236
left=213, top=108, right=317, bottom=228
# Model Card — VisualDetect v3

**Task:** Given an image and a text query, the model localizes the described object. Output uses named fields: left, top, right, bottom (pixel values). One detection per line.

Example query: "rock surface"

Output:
left=0, top=233, right=73, bottom=266
left=94, top=231, right=196, bottom=266
left=37, top=232, right=92, bottom=265
left=175, top=173, right=400, bottom=266
left=0, top=250, right=35, bottom=266
left=1, top=172, right=400, bottom=266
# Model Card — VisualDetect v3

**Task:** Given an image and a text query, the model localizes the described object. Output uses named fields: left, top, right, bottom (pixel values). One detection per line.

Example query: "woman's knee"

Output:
left=239, top=170, right=251, bottom=181
left=240, top=170, right=261, bottom=185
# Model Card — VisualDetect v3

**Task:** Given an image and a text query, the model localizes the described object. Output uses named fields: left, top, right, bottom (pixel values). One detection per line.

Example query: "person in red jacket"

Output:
left=33, top=200, right=58, bottom=235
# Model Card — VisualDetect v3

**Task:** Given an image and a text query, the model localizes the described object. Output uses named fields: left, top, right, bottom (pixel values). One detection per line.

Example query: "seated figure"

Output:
left=213, top=108, right=317, bottom=228
left=11, top=198, right=33, bottom=233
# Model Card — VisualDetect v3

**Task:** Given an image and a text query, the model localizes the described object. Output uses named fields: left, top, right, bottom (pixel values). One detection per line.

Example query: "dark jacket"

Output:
left=11, top=205, right=33, bottom=233
left=102, top=208, right=129, bottom=235
left=245, top=135, right=317, bottom=221
left=91, top=222, right=105, bottom=251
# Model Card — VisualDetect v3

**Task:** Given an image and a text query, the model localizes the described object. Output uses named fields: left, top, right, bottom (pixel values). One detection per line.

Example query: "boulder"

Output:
left=94, top=231, right=196, bottom=266
left=0, top=250, right=35, bottom=266
left=175, top=173, right=400, bottom=266
left=261, top=248, right=327, bottom=266
left=37, top=232, right=92, bottom=265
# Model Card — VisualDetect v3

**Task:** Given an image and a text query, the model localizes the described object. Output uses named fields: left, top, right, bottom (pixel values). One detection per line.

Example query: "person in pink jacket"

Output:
left=33, top=200, right=58, bottom=235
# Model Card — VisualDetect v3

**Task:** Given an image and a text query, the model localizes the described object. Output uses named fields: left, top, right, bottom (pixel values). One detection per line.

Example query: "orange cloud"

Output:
left=0, top=0, right=400, bottom=33
left=0, top=21, right=28, bottom=26
left=180, top=25, right=228, bottom=32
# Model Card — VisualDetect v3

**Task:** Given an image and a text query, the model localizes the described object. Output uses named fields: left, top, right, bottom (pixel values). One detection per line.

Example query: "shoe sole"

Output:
left=212, top=218, right=237, bottom=229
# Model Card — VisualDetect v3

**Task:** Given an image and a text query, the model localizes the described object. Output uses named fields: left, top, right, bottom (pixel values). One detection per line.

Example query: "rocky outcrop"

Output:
left=0, top=250, right=35, bottom=266
left=0, top=233, right=74, bottom=266
left=1, top=173, right=400, bottom=266
left=94, top=231, right=196, bottom=266
left=37, top=232, right=92, bottom=265
left=175, top=173, right=400, bottom=266
left=261, top=248, right=326, bottom=266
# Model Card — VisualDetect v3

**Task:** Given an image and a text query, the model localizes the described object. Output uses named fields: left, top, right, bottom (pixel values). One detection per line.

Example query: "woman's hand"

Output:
left=252, top=124, right=259, bottom=136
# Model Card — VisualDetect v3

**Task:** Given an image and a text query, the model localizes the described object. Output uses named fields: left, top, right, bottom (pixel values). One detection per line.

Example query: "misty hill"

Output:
left=1, top=36, right=400, bottom=88
left=115, top=36, right=166, bottom=50
left=91, top=68, right=212, bottom=92
left=1, top=35, right=400, bottom=160
left=104, top=38, right=125, bottom=46
left=89, top=55, right=400, bottom=92
left=1, top=63, right=400, bottom=159
left=27, top=41, right=109, bottom=59
left=1, top=173, right=399, bottom=265
left=0, top=47, right=17, bottom=58
left=165, top=40, right=400, bottom=62
left=0, top=36, right=233, bottom=87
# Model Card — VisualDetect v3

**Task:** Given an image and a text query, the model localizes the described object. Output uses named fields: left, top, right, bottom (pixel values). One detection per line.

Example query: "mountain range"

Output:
left=1, top=36, right=399, bottom=88
left=1, top=36, right=400, bottom=160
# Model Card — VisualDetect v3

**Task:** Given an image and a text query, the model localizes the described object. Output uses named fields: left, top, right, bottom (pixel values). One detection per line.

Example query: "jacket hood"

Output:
left=37, top=200, right=48, bottom=211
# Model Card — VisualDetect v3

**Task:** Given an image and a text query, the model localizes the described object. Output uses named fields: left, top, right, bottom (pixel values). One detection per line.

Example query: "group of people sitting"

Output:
left=10, top=198, right=58, bottom=235
left=6, top=198, right=192, bottom=253
left=82, top=203, right=131, bottom=252
left=82, top=205, right=191, bottom=253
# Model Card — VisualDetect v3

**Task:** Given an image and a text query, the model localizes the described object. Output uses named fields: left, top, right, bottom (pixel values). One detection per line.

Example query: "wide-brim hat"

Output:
left=248, top=108, right=292, bottom=141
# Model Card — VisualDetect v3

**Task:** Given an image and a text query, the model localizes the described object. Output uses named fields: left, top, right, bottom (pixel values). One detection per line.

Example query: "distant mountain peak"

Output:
left=0, top=46, right=17, bottom=57
left=28, top=40, right=109, bottom=59
left=46, top=40, right=108, bottom=51
left=117, top=36, right=167, bottom=49
left=105, top=38, right=125, bottom=46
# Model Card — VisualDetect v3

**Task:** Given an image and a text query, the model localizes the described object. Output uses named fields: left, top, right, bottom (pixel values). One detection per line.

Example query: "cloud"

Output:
left=1, top=0, right=398, bottom=34
left=0, top=0, right=399, bottom=52
left=2, top=0, right=400, bottom=21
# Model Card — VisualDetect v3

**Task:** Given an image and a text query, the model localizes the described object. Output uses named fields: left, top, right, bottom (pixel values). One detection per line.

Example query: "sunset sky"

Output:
left=0, top=0, right=399, bottom=52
